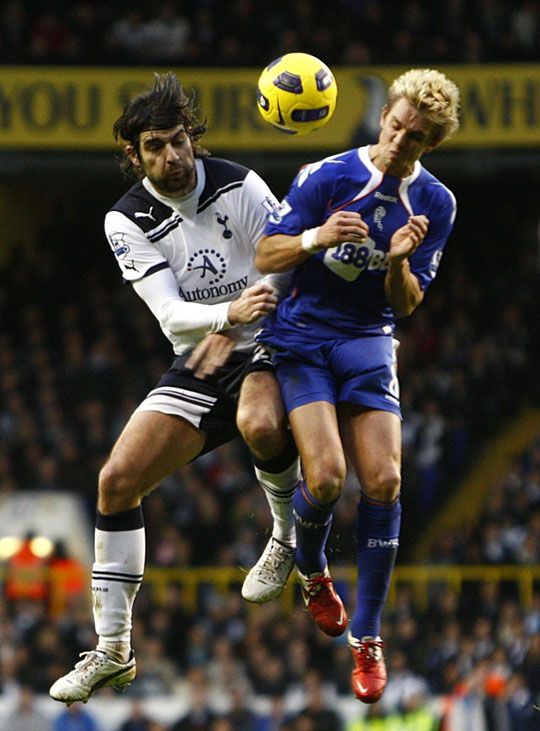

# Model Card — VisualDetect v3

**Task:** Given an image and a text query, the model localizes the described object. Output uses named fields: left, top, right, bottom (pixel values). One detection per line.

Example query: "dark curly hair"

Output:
left=113, top=72, right=209, bottom=179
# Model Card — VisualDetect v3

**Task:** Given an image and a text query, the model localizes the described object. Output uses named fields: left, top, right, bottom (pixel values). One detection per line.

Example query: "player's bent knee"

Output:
left=237, top=411, right=284, bottom=455
left=363, top=470, right=401, bottom=503
left=306, top=463, right=346, bottom=504
left=98, top=462, right=142, bottom=512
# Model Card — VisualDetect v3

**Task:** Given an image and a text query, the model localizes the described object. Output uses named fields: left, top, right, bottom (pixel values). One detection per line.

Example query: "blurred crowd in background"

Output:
left=1, top=0, right=539, bottom=67
left=1, top=2, right=540, bottom=726
left=0, top=218, right=538, bottom=728
left=0, top=437, right=539, bottom=729
left=0, top=232, right=537, bottom=559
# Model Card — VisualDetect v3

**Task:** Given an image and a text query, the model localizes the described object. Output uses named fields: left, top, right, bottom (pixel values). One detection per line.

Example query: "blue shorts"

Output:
left=263, top=334, right=401, bottom=418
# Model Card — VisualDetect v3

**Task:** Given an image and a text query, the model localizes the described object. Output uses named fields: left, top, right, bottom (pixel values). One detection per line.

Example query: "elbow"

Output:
left=387, top=292, right=424, bottom=319
left=156, top=299, right=176, bottom=331
left=393, top=295, right=424, bottom=319
left=393, top=304, right=416, bottom=319
left=255, top=237, right=273, bottom=274
left=255, top=252, right=272, bottom=274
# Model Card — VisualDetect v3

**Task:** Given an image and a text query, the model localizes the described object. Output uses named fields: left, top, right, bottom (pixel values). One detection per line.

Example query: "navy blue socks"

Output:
left=351, top=495, right=401, bottom=639
left=293, top=480, right=337, bottom=575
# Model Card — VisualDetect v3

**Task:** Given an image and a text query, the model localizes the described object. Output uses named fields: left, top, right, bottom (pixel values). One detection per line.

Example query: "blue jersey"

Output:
left=261, top=145, right=456, bottom=341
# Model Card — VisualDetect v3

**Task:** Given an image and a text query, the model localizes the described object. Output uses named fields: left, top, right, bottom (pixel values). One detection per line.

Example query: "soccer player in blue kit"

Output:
left=255, top=69, right=460, bottom=703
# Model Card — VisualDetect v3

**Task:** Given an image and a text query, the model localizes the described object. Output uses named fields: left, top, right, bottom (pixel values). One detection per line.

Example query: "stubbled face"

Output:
left=128, top=124, right=197, bottom=197
left=372, top=97, right=440, bottom=177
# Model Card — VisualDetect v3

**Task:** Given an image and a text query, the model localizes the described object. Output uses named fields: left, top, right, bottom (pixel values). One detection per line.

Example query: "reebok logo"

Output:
left=374, top=191, right=397, bottom=203
left=367, top=538, right=399, bottom=549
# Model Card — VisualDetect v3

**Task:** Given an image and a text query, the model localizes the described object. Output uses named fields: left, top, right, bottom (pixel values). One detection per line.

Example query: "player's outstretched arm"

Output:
left=256, top=211, right=369, bottom=273
left=385, top=215, right=428, bottom=317
left=133, top=267, right=275, bottom=339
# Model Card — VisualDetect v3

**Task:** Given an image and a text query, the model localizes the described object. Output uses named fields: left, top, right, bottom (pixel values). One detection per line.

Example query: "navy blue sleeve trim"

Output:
left=142, top=261, right=169, bottom=278
left=197, top=181, right=244, bottom=214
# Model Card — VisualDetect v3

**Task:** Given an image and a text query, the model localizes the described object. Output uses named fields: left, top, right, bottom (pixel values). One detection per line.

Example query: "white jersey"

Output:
left=105, top=156, right=282, bottom=355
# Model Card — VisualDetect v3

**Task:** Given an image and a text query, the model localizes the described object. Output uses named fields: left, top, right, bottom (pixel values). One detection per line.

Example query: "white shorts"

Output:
left=134, top=345, right=273, bottom=455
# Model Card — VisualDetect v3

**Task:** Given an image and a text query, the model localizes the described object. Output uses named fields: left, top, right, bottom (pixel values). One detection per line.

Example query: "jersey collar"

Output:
left=360, top=145, right=422, bottom=184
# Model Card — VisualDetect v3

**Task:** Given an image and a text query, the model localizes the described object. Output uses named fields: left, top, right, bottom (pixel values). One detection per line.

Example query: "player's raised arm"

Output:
left=256, top=211, right=370, bottom=273
left=384, top=214, right=428, bottom=317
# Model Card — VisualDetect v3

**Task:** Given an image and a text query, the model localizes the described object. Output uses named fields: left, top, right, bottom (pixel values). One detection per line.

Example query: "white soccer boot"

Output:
left=49, top=649, right=136, bottom=705
left=242, top=536, right=295, bottom=603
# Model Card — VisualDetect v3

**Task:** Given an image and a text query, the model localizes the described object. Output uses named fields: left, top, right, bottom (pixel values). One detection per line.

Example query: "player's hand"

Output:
left=228, top=282, right=277, bottom=325
left=316, top=211, right=370, bottom=248
left=389, top=215, right=429, bottom=261
left=185, top=332, right=236, bottom=379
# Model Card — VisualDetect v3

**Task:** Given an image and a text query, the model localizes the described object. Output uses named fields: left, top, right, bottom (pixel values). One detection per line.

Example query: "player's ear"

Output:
left=425, top=129, right=445, bottom=153
left=380, top=105, right=389, bottom=128
left=125, top=144, right=141, bottom=168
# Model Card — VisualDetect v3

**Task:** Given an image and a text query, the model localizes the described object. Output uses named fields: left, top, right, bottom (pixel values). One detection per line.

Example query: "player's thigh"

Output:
left=104, top=410, right=206, bottom=492
left=237, top=369, right=287, bottom=435
left=236, top=370, right=290, bottom=460
left=237, top=370, right=287, bottom=426
left=289, top=401, right=347, bottom=493
left=339, top=405, right=401, bottom=499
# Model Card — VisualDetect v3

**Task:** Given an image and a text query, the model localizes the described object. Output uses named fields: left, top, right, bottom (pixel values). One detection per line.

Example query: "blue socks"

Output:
left=293, top=480, right=401, bottom=637
left=351, top=495, right=401, bottom=639
left=293, top=481, right=336, bottom=575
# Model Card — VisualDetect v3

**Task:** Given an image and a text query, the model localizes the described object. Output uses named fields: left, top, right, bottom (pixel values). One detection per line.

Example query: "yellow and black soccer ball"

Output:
left=257, top=52, right=338, bottom=135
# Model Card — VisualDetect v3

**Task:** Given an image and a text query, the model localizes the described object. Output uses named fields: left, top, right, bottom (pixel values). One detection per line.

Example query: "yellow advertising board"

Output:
left=346, top=707, right=438, bottom=730
left=0, top=64, right=538, bottom=150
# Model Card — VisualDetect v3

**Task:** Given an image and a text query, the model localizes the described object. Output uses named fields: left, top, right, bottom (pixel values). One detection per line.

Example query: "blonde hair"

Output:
left=387, top=68, right=460, bottom=142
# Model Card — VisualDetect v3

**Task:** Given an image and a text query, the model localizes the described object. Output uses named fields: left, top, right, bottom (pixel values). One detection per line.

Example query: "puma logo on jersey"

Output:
left=134, top=206, right=156, bottom=221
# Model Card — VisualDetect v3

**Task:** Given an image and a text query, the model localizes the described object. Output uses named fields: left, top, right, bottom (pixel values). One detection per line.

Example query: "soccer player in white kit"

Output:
left=50, top=72, right=298, bottom=705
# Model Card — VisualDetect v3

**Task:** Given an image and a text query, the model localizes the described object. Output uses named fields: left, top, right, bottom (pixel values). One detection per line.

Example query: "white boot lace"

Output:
left=256, top=539, right=293, bottom=582
left=73, top=650, right=109, bottom=679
